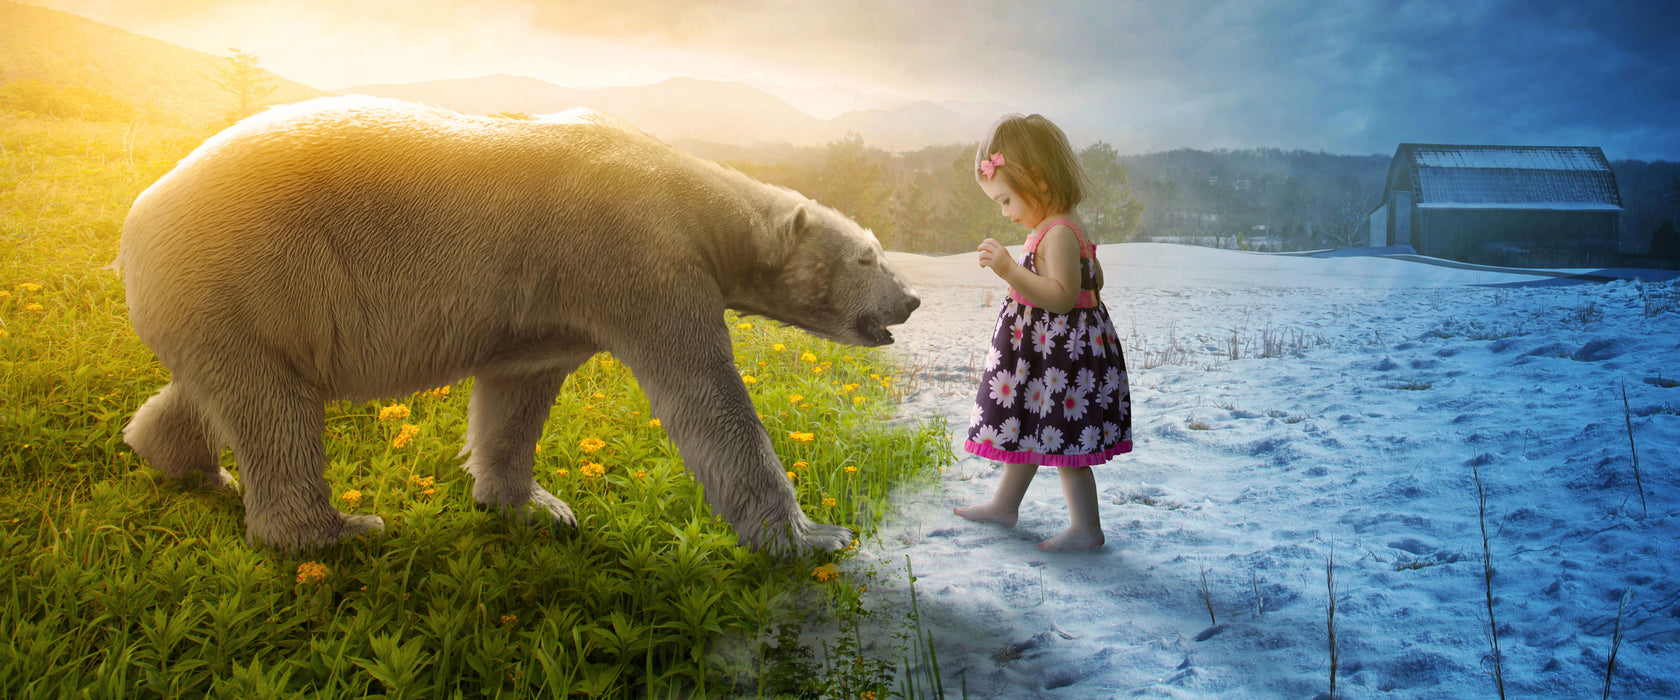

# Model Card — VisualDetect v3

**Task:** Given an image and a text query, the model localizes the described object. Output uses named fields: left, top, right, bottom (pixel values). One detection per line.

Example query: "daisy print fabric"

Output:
left=965, top=219, right=1133, bottom=467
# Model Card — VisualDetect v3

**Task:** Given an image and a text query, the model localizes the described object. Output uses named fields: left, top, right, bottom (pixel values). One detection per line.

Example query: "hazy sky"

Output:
left=34, top=0, right=1680, bottom=159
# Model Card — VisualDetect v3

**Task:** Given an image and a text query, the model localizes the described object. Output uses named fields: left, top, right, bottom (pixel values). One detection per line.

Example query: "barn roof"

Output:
left=1388, top=144, right=1623, bottom=211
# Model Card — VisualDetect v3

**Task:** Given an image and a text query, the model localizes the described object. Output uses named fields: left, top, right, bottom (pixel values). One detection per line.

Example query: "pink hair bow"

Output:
left=980, top=152, right=1005, bottom=180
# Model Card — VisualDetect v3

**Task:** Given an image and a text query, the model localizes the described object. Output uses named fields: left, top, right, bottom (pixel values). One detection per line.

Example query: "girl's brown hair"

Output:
left=976, top=113, right=1088, bottom=216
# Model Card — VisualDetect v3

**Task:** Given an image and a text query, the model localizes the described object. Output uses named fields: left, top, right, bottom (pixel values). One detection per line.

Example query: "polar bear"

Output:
left=115, top=96, right=919, bottom=553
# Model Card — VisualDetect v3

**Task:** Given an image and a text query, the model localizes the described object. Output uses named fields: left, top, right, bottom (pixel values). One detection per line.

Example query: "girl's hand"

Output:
left=977, top=238, right=1015, bottom=276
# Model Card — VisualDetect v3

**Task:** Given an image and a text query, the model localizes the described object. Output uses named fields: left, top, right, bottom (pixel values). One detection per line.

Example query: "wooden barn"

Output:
left=1365, top=144, right=1624, bottom=267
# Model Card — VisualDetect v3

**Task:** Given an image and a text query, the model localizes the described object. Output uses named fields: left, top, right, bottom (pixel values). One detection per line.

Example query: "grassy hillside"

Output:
left=0, top=113, right=949, bottom=697
left=0, top=1, right=326, bottom=125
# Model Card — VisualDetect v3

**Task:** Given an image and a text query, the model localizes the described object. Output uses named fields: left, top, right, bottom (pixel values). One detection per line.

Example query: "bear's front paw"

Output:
left=798, top=523, right=854, bottom=553
left=755, top=521, right=854, bottom=556
left=526, top=487, right=578, bottom=530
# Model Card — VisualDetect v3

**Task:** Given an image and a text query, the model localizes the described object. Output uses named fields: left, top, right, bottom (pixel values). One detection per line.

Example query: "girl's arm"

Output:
left=978, top=224, right=1082, bottom=314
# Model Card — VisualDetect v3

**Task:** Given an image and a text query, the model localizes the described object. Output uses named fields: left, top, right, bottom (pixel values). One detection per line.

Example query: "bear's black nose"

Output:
left=903, top=294, right=921, bottom=316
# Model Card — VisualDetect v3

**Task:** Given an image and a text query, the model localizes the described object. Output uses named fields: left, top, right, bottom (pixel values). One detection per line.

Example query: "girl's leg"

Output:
left=1040, top=467, right=1105, bottom=551
left=954, top=463, right=1038, bottom=527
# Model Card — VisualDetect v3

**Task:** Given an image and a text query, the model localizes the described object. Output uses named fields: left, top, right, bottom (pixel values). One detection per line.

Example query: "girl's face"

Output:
left=979, top=175, right=1047, bottom=229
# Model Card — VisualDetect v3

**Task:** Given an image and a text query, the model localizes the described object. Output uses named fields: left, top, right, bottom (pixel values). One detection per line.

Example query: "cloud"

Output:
left=31, top=0, right=1680, bottom=158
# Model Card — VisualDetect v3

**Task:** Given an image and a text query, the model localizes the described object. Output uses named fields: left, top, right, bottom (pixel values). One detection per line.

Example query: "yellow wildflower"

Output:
left=581, top=462, right=605, bottom=478
left=788, top=431, right=815, bottom=443
left=579, top=437, right=605, bottom=454
left=737, top=322, right=752, bottom=330
left=843, top=383, right=860, bottom=393
left=758, top=361, right=768, bottom=368
left=341, top=489, right=363, bottom=506
left=582, top=405, right=594, bottom=410
left=0, top=290, right=9, bottom=299
left=632, top=469, right=647, bottom=479
left=788, top=394, right=804, bottom=404
left=0, top=329, right=8, bottom=339
left=773, top=343, right=786, bottom=352
left=844, top=466, right=858, bottom=475
left=812, top=563, right=839, bottom=582
left=800, top=352, right=818, bottom=363
left=822, top=495, right=837, bottom=507
left=296, top=561, right=329, bottom=585
left=786, top=471, right=797, bottom=481
left=599, top=356, right=616, bottom=367
left=854, top=396, right=867, bottom=405
left=378, top=404, right=411, bottom=421
left=424, top=386, right=451, bottom=399
left=16, top=283, right=41, bottom=293
left=555, top=468, right=569, bottom=476
left=792, top=461, right=808, bottom=470
left=592, top=392, right=606, bottom=399
left=812, top=366, right=825, bottom=375
left=24, top=303, right=43, bottom=312
left=500, top=614, right=518, bottom=626
left=742, top=375, right=758, bottom=385
left=648, top=418, right=661, bottom=428
left=392, top=424, right=420, bottom=448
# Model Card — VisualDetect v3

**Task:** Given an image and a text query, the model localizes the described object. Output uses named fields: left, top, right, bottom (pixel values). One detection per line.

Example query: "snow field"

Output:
left=852, top=244, right=1679, bottom=698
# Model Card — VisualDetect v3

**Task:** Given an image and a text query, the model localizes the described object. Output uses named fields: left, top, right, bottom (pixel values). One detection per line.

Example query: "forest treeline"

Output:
left=5, top=72, right=1676, bottom=256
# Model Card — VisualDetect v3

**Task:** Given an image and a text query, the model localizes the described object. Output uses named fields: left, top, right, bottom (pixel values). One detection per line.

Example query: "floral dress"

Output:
left=964, top=218, right=1133, bottom=467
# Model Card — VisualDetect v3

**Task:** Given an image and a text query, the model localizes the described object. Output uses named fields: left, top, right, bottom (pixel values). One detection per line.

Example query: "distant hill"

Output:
left=0, top=0, right=326, bottom=125
left=340, top=74, right=980, bottom=149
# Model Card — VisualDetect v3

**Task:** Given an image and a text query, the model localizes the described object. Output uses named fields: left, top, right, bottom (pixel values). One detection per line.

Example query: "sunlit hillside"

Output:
left=0, top=1, right=325, bottom=125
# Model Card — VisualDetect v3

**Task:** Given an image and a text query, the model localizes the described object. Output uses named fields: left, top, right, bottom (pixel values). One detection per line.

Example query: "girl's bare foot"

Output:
left=1039, top=527, right=1105, bottom=551
left=953, top=503, right=1019, bottom=527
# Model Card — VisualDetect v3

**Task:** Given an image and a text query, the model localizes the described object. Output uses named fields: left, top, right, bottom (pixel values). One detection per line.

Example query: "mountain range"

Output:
left=338, top=74, right=986, bottom=150
left=0, top=0, right=981, bottom=148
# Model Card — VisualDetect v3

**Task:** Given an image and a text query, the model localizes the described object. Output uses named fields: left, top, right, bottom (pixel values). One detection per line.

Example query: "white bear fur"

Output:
left=116, top=96, right=919, bottom=553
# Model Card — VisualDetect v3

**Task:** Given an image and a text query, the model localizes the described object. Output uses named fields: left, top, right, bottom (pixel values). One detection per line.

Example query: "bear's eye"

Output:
left=857, top=254, right=875, bottom=266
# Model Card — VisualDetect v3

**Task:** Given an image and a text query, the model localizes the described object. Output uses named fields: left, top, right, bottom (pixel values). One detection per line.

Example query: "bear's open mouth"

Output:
left=855, top=316, right=894, bottom=346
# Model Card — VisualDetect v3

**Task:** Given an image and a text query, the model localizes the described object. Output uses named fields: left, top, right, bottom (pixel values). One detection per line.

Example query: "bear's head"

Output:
left=739, top=200, right=919, bottom=347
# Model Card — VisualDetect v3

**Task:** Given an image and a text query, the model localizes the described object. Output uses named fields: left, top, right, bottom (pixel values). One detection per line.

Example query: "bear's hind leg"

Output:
left=124, top=382, right=236, bottom=490
left=460, top=367, right=578, bottom=529
left=198, top=362, right=381, bottom=550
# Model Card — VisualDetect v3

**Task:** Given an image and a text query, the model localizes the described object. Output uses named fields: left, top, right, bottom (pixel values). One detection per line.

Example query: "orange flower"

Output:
left=786, top=471, right=797, bottom=481
left=648, top=418, right=661, bottom=428
left=341, top=489, right=363, bottom=506
left=391, top=424, right=420, bottom=448
left=812, top=563, right=839, bottom=582
left=800, top=352, right=818, bottom=363
left=378, top=404, right=411, bottom=421
left=822, top=495, right=837, bottom=508
left=579, top=437, right=605, bottom=454
left=296, top=561, right=329, bottom=585
left=581, top=462, right=605, bottom=478
left=788, top=431, right=815, bottom=443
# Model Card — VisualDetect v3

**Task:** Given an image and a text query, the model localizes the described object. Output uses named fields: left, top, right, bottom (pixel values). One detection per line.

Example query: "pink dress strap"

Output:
left=1011, top=218, right=1100, bottom=309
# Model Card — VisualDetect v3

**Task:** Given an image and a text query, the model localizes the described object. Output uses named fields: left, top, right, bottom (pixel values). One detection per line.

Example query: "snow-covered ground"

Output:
left=855, top=243, right=1680, bottom=699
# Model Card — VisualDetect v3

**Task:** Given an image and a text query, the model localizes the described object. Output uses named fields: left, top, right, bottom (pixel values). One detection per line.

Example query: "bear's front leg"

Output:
left=459, top=368, right=579, bottom=529
left=619, top=338, right=852, bottom=555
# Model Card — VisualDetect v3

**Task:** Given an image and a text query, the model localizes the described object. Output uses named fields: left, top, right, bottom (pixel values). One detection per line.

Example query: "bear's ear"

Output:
left=782, top=204, right=809, bottom=239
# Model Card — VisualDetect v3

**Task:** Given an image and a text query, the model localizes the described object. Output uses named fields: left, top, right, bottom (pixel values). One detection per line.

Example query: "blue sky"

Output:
left=36, top=0, right=1680, bottom=159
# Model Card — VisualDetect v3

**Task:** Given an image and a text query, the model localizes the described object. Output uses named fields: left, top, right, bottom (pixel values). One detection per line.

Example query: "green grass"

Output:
left=0, top=113, right=951, bottom=698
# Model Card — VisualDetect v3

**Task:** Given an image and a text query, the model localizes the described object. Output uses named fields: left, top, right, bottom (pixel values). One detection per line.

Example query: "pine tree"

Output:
left=208, top=48, right=278, bottom=122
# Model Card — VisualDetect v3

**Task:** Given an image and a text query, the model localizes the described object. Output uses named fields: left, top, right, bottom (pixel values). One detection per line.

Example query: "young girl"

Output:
left=954, top=114, right=1133, bottom=552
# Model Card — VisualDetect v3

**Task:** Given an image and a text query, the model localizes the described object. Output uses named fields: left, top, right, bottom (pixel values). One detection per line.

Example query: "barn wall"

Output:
left=1416, top=209, right=1620, bottom=267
